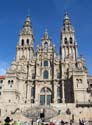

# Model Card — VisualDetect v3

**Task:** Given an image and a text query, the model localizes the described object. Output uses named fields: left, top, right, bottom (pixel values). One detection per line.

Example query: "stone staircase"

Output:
left=23, top=105, right=58, bottom=121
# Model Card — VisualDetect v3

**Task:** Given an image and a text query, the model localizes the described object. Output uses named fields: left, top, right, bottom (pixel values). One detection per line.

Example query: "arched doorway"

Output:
left=40, top=87, right=52, bottom=105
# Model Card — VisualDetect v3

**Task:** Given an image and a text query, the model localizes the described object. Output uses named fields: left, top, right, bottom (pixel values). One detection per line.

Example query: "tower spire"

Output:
left=20, top=16, right=33, bottom=36
left=60, top=12, right=78, bottom=61
left=16, top=16, right=34, bottom=61
left=63, top=11, right=74, bottom=32
left=24, top=16, right=31, bottom=27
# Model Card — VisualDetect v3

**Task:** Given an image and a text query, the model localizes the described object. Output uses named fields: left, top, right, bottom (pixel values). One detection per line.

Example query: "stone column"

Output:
left=27, top=82, right=31, bottom=103
left=72, top=47, right=75, bottom=60
left=65, top=47, right=67, bottom=57
left=62, top=46, right=64, bottom=60
left=54, top=82, right=57, bottom=103
left=75, top=46, right=78, bottom=59
left=20, top=48, right=22, bottom=58
left=62, top=80, right=65, bottom=103
left=35, top=82, right=39, bottom=105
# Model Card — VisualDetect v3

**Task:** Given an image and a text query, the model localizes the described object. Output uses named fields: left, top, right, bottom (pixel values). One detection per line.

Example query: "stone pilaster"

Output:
left=53, top=81, right=57, bottom=103
left=27, top=82, right=31, bottom=103
left=35, top=82, right=40, bottom=105
left=62, top=80, right=65, bottom=103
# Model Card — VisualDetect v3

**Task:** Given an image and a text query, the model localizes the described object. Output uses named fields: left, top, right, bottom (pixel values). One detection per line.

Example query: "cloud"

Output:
left=0, top=61, right=10, bottom=75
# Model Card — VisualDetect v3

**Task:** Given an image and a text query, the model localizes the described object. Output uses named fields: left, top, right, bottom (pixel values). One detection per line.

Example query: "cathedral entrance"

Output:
left=40, top=87, right=52, bottom=105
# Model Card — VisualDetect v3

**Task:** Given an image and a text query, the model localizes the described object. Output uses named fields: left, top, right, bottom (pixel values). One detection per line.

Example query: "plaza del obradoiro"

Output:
left=0, top=12, right=92, bottom=121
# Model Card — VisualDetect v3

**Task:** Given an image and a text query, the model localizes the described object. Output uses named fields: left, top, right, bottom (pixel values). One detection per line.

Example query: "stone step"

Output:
left=23, top=106, right=58, bottom=121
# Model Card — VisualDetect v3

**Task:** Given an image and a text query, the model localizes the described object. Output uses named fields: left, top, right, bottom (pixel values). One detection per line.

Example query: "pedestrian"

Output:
left=16, top=120, right=21, bottom=125
left=31, top=119, right=33, bottom=125
left=61, top=120, right=64, bottom=125
left=4, top=116, right=13, bottom=125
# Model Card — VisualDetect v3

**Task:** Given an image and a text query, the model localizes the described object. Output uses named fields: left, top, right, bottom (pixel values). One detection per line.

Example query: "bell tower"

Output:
left=16, top=16, right=34, bottom=61
left=61, top=12, right=78, bottom=62
left=60, top=13, right=78, bottom=103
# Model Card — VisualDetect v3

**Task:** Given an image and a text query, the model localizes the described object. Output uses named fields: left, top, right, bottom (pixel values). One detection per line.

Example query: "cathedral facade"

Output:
left=0, top=13, right=92, bottom=118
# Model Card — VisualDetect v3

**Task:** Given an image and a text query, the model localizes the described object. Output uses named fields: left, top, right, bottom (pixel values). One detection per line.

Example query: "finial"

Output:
left=26, top=9, right=31, bottom=22
left=44, top=28, right=48, bottom=37
left=45, top=28, right=48, bottom=35
left=43, top=28, right=49, bottom=39
left=64, top=11, right=69, bottom=20
left=23, top=15, right=31, bottom=27
left=26, top=16, right=31, bottom=22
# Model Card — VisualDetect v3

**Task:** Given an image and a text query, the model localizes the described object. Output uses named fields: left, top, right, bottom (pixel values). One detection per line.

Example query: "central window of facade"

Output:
left=43, top=70, right=48, bottom=79
left=44, top=60, right=48, bottom=66
left=40, top=87, right=52, bottom=105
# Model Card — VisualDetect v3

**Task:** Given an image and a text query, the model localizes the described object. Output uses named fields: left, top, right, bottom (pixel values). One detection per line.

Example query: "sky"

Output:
left=0, top=0, right=92, bottom=75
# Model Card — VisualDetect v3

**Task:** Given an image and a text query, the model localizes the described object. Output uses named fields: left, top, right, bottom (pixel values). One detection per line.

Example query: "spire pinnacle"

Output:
left=62, top=12, right=74, bottom=32
left=24, top=16, right=32, bottom=27
left=44, top=29, right=49, bottom=39
left=64, top=11, right=70, bottom=20
left=26, top=16, right=31, bottom=22
left=42, top=29, right=50, bottom=40
left=20, top=16, right=33, bottom=36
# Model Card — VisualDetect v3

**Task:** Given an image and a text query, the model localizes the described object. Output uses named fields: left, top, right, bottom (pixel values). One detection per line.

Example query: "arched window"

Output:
left=8, top=80, right=10, bottom=84
left=44, top=42, right=48, bottom=48
left=44, top=60, right=48, bottom=66
left=64, top=37, right=67, bottom=44
left=27, top=39, right=29, bottom=45
left=21, top=39, right=24, bottom=46
left=43, top=70, right=48, bottom=79
left=11, top=80, right=13, bottom=83
left=70, top=37, right=73, bottom=44
left=76, top=79, right=79, bottom=83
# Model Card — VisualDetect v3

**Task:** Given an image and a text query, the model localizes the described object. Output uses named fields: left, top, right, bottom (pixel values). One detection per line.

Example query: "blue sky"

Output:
left=0, top=0, right=92, bottom=75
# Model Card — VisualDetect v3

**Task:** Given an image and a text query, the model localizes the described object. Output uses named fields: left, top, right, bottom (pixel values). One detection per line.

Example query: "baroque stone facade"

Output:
left=0, top=12, right=92, bottom=119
